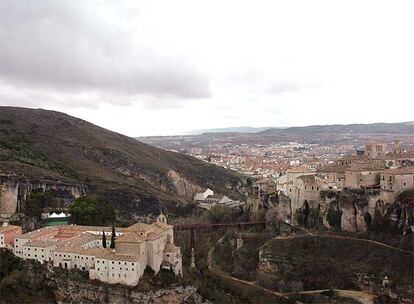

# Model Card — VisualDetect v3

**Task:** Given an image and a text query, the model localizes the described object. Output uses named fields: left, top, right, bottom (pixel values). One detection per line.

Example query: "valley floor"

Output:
left=205, top=229, right=413, bottom=304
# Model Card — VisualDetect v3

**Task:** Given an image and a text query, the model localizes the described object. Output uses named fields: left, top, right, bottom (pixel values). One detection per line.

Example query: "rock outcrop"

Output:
left=263, top=188, right=414, bottom=233
left=0, top=174, right=86, bottom=215
left=0, top=253, right=197, bottom=304
left=167, top=170, right=203, bottom=200
left=53, top=280, right=197, bottom=304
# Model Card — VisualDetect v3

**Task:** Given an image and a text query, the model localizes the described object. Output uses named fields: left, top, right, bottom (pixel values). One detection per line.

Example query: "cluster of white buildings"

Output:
left=8, top=214, right=182, bottom=286
left=194, top=188, right=245, bottom=210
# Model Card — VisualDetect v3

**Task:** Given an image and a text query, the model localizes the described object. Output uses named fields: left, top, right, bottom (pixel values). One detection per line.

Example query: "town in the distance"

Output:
left=1, top=113, right=414, bottom=303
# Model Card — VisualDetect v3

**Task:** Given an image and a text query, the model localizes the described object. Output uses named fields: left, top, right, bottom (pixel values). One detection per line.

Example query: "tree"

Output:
left=69, top=196, right=115, bottom=226
left=207, top=205, right=231, bottom=223
left=24, top=191, right=59, bottom=219
left=102, top=230, right=107, bottom=248
left=326, top=202, right=342, bottom=230
left=110, top=223, right=116, bottom=249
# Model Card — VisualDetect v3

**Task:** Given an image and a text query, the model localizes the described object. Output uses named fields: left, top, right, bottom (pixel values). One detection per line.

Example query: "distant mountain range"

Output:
left=185, top=122, right=414, bottom=136
left=185, top=126, right=270, bottom=135
left=259, top=122, right=414, bottom=136
left=138, top=121, right=414, bottom=150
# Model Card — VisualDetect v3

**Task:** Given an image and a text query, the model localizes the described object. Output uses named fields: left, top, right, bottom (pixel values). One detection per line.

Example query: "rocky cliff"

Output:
left=0, top=251, right=197, bottom=304
left=318, top=188, right=414, bottom=233
left=0, top=174, right=86, bottom=215
left=52, top=280, right=196, bottom=304
left=262, top=188, right=414, bottom=234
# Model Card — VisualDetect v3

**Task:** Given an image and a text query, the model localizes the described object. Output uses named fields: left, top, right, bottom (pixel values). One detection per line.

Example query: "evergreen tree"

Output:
left=102, top=230, right=107, bottom=248
left=110, top=223, right=116, bottom=249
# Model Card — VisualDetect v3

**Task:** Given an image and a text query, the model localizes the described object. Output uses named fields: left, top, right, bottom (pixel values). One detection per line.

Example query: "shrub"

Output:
left=69, top=196, right=115, bottom=225
left=207, top=205, right=231, bottom=223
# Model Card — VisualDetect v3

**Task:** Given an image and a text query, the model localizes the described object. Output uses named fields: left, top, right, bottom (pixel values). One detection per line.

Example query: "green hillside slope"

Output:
left=0, top=107, right=247, bottom=217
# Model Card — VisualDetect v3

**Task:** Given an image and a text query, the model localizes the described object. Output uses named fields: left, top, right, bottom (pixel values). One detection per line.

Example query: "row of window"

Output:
left=26, top=247, right=45, bottom=252
left=100, top=273, right=129, bottom=279
left=97, top=260, right=135, bottom=266
left=97, top=267, right=135, bottom=272
left=54, top=253, right=94, bottom=260
left=24, top=253, right=45, bottom=259
left=304, top=185, right=319, bottom=191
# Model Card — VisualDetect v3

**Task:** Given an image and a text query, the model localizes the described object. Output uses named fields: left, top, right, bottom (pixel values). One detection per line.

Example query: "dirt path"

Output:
left=260, top=232, right=413, bottom=255
left=207, top=231, right=410, bottom=304
left=337, top=290, right=376, bottom=304
left=209, top=267, right=290, bottom=299
left=208, top=233, right=291, bottom=301
left=318, top=234, right=413, bottom=254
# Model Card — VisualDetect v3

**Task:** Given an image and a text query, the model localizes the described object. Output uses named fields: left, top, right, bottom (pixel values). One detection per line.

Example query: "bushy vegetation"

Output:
left=396, top=188, right=414, bottom=204
left=0, top=128, right=78, bottom=178
left=214, top=232, right=274, bottom=281
left=69, top=196, right=115, bottom=225
left=289, top=290, right=361, bottom=304
left=190, top=271, right=291, bottom=304
left=207, top=205, right=232, bottom=223
left=260, top=236, right=413, bottom=292
left=24, top=190, right=66, bottom=219
left=0, top=250, right=56, bottom=304
left=326, top=202, right=342, bottom=230
left=133, top=266, right=182, bottom=291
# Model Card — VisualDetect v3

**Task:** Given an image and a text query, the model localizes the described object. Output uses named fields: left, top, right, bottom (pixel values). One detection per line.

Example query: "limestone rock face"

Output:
left=382, top=199, right=414, bottom=233
left=167, top=170, right=202, bottom=200
left=0, top=180, right=18, bottom=214
left=340, top=203, right=358, bottom=232
left=53, top=281, right=197, bottom=304
left=307, top=188, right=414, bottom=233
left=0, top=174, right=86, bottom=215
left=264, top=193, right=293, bottom=231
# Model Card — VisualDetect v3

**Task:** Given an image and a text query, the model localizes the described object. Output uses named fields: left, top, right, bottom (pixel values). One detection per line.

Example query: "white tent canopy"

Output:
left=48, top=212, right=70, bottom=218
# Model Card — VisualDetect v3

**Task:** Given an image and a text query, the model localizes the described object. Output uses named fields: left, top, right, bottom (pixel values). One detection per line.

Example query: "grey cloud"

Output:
left=0, top=0, right=211, bottom=103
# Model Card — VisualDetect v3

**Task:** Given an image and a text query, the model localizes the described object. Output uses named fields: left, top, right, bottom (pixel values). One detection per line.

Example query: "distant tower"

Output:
left=393, top=139, right=402, bottom=154
left=365, top=141, right=387, bottom=158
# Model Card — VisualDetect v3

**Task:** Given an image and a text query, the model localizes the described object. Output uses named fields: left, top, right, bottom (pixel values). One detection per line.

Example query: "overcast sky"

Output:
left=1, top=0, right=413, bottom=136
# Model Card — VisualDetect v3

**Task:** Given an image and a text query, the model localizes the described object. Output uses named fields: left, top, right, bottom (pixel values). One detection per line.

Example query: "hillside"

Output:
left=0, top=107, right=248, bottom=218
left=139, top=121, right=414, bottom=150
left=259, top=122, right=414, bottom=136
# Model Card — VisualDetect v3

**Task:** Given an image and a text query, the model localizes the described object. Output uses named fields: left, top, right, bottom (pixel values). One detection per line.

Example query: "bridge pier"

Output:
left=173, top=221, right=266, bottom=270
left=190, top=247, right=196, bottom=269
left=236, top=232, right=243, bottom=249
left=190, top=228, right=196, bottom=269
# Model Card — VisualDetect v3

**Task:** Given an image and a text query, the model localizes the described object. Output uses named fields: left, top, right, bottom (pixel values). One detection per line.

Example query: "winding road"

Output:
left=206, top=230, right=412, bottom=304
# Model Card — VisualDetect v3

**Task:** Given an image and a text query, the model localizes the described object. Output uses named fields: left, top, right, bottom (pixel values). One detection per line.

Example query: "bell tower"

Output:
left=157, top=212, right=168, bottom=224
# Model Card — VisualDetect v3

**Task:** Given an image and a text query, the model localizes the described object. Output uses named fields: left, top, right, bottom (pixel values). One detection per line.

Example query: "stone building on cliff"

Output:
left=0, top=223, right=22, bottom=249
left=380, top=167, right=414, bottom=192
left=12, top=214, right=182, bottom=286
